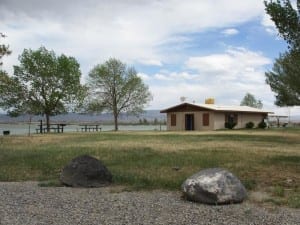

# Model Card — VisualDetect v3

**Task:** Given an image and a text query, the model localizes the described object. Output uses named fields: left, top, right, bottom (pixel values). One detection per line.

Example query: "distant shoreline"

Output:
left=0, top=124, right=167, bottom=135
left=0, top=111, right=167, bottom=124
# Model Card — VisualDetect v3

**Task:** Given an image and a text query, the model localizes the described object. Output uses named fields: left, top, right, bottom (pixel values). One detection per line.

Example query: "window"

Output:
left=203, top=113, right=209, bottom=126
left=171, top=114, right=176, bottom=126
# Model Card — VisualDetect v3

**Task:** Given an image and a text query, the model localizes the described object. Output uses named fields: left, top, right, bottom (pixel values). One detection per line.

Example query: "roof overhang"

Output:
left=160, top=103, right=209, bottom=113
left=268, top=115, right=288, bottom=118
left=160, top=102, right=273, bottom=114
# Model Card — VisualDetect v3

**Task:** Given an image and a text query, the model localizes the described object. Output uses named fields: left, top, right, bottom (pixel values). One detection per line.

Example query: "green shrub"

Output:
left=288, top=194, right=300, bottom=208
left=242, top=179, right=257, bottom=190
left=225, top=122, right=237, bottom=129
left=246, top=122, right=254, bottom=129
left=258, top=121, right=267, bottom=129
left=273, top=186, right=285, bottom=197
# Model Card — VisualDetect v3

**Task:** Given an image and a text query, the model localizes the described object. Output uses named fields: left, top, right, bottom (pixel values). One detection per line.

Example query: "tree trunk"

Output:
left=28, top=115, right=32, bottom=136
left=112, top=91, right=118, bottom=131
left=114, top=112, right=118, bottom=131
left=46, top=114, right=50, bottom=132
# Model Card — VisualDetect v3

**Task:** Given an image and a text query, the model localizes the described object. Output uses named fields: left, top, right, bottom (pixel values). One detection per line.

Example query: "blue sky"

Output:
left=0, top=0, right=299, bottom=116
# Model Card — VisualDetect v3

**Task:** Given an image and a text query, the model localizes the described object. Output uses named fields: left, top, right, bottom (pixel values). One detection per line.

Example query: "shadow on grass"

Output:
left=265, top=155, right=300, bottom=164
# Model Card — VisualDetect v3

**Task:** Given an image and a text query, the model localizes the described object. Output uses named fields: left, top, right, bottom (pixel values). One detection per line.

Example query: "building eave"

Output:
left=160, top=102, right=273, bottom=114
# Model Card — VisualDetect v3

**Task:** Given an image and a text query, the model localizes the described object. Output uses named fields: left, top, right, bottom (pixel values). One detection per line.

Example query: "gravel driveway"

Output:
left=0, top=182, right=299, bottom=225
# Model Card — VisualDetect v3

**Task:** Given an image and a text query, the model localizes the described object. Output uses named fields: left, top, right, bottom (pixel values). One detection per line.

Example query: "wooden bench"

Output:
left=79, top=124, right=101, bottom=132
left=36, top=123, right=66, bottom=134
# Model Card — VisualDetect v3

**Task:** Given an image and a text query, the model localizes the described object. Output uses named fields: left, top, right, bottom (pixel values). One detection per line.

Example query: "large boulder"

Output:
left=182, top=168, right=247, bottom=204
left=60, top=155, right=112, bottom=187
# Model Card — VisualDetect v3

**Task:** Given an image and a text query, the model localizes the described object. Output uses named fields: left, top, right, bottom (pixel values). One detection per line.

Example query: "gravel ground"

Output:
left=0, top=182, right=299, bottom=225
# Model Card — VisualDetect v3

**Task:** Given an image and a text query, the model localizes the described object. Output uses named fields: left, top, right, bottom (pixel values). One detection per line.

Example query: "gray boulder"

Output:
left=60, top=155, right=112, bottom=187
left=182, top=168, right=247, bottom=204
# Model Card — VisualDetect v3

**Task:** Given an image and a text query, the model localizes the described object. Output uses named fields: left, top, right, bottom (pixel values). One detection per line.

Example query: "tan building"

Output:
left=160, top=102, right=272, bottom=131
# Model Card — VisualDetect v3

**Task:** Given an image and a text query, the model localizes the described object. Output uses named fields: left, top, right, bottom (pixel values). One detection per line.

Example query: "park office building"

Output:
left=160, top=102, right=272, bottom=131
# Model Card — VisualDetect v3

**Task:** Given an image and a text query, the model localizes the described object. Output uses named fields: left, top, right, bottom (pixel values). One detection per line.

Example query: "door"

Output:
left=185, top=114, right=194, bottom=130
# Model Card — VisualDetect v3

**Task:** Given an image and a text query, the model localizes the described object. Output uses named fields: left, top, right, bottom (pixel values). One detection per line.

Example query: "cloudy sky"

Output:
left=0, top=0, right=299, bottom=115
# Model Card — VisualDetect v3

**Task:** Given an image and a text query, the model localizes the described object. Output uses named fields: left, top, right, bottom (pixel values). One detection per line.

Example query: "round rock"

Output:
left=181, top=168, right=247, bottom=204
left=60, top=155, right=112, bottom=187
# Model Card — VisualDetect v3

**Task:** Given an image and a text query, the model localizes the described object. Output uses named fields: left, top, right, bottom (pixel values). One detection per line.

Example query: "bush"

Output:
left=288, top=194, right=300, bottom=208
left=225, top=122, right=237, bottom=129
left=273, top=186, right=285, bottom=197
left=242, top=179, right=257, bottom=190
left=258, top=121, right=267, bottom=129
left=245, top=122, right=254, bottom=129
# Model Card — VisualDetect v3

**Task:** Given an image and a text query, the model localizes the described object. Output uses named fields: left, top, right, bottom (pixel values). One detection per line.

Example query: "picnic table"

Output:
left=36, top=121, right=66, bottom=134
left=79, top=124, right=101, bottom=132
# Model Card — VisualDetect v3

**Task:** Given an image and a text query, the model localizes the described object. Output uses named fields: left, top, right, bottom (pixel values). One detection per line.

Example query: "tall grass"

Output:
left=0, top=129, right=299, bottom=207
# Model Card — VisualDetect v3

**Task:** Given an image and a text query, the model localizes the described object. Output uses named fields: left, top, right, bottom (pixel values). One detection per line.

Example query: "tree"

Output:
left=0, top=46, right=86, bottom=131
left=0, top=33, right=11, bottom=65
left=87, top=58, right=152, bottom=131
left=264, top=0, right=300, bottom=51
left=264, top=0, right=300, bottom=106
left=265, top=51, right=300, bottom=105
left=240, top=93, right=263, bottom=109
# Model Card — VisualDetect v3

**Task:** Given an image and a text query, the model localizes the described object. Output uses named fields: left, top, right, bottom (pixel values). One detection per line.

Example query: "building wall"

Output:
left=167, top=111, right=267, bottom=131
left=166, top=111, right=214, bottom=131
left=167, top=112, right=184, bottom=131
left=214, top=112, right=266, bottom=129
left=236, top=113, right=265, bottom=128
left=214, top=112, right=226, bottom=130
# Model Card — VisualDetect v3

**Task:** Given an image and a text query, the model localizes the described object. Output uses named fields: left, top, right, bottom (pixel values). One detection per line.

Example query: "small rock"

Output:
left=285, top=178, right=293, bottom=186
left=181, top=168, right=247, bottom=204
left=60, top=155, right=112, bottom=187
left=172, top=166, right=181, bottom=171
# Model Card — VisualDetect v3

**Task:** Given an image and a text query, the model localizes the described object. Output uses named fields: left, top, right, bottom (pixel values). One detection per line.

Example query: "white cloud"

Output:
left=3, top=0, right=296, bottom=114
left=152, top=72, right=198, bottom=81
left=221, top=28, right=239, bottom=36
left=261, top=14, right=278, bottom=36
left=142, top=47, right=275, bottom=110
left=147, top=76, right=278, bottom=111
left=138, top=59, right=163, bottom=66
left=1, top=0, right=265, bottom=75
left=185, top=47, right=271, bottom=82
left=137, top=72, right=151, bottom=81
left=154, top=73, right=172, bottom=81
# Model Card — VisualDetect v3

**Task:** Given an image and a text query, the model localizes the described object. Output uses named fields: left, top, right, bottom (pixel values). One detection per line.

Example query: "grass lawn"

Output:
left=0, top=128, right=299, bottom=207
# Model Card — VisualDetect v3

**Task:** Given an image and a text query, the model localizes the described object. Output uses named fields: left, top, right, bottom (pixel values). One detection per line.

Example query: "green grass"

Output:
left=288, top=193, right=300, bottom=208
left=272, top=186, right=285, bottom=197
left=0, top=129, right=299, bottom=207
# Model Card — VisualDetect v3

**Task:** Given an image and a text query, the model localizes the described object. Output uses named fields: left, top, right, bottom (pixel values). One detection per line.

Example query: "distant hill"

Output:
left=290, top=115, right=300, bottom=123
left=1, top=111, right=299, bottom=124
left=0, top=110, right=166, bottom=124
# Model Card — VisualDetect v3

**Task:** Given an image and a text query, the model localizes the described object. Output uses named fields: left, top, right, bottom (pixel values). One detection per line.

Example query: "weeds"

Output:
left=0, top=129, right=299, bottom=208
left=287, top=194, right=300, bottom=208
left=273, top=186, right=285, bottom=197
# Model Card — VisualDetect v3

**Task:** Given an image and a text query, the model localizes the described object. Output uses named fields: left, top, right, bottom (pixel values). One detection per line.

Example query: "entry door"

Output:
left=185, top=114, right=194, bottom=130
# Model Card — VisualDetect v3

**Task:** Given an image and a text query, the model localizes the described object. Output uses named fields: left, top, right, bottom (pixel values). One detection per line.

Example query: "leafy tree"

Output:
left=87, top=58, right=152, bottom=131
left=0, top=33, right=11, bottom=65
left=143, top=118, right=149, bottom=125
left=265, top=51, right=300, bottom=106
left=264, top=0, right=300, bottom=51
left=0, top=71, right=22, bottom=113
left=0, top=46, right=86, bottom=131
left=240, top=93, right=263, bottom=109
left=264, top=0, right=300, bottom=106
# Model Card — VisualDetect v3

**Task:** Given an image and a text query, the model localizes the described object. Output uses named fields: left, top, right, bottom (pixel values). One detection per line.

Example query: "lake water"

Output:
left=0, top=123, right=166, bottom=136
